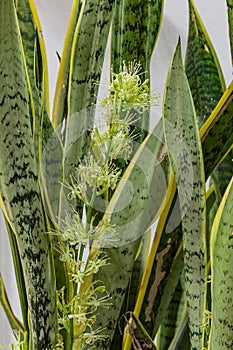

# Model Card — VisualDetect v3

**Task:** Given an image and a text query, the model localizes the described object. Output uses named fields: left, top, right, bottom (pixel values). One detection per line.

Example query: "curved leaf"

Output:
left=68, top=0, right=114, bottom=115
left=209, top=176, right=233, bottom=349
left=61, top=0, right=115, bottom=220
left=127, top=230, right=152, bottom=313
left=0, top=275, right=24, bottom=334
left=185, top=0, right=224, bottom=127
left=52, top=0, right=81, bottom=128
left=158, top=279, right=183, bottom=350
left=168, top=313, right=190, bottom=350
left=163, top=41, right=207, bottom=349
left=136, top=183, right=181, bottom=338
left=0, top=1, right=56, bottom=348
left=201, top=81, right=233, bottom=177
left=3, top=219, right=28, bottom=334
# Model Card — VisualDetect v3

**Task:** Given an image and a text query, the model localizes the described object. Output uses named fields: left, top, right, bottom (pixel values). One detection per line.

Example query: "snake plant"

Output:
left=0, top=0, right=232, bottom=349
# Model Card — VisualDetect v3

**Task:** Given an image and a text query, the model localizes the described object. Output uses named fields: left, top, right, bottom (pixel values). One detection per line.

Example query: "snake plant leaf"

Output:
left=27, top=0, right=50, bottom=113
left=212, top=151, right=233, bottom=199
left=16, top=0, right=43, bottom=166
left=111, top=233, right=152, bottom=350
left=134, top=83, right=233, bottom=343
left=61, top=0, right=115, bottom=219
left=111, top=0, right=164, bottom=77
left=158, top=279, right=183, bottom=350
left=206, top=185, right=216, bottom=216
left=0, top=1, right=57, bottom=348
left=67, top=0, right=114, bottom=117
left=185, top=0, right=225, bottom=128
left=168, top=313, right=191, bottom=350
left=163, top=40, right=207, bottom=349
left=128, top=230, right=152, bottom=312
left=122, top=172, right=177, bottom=350
left=22, top=0, right=70, bottom=305
left=52, top=0, right=81, bottom=129
left=200, top=81, right=233, bottom=177
left=126, top=57, right=232, bottom=350
left=4, top=219, right=28, bottom=334
left=0, top=275, right=24, bottom=334
left=83, top=120, right=170, bottom=349
left=186, top=2, right=232, bottom=230
left=185, top=0, right=232, bottom=215
left=151, top=245, right=183, bottom=349
left=16, top=0, right=52, bottom=155
left=140, top=227, right=183, bottom=339
left=23, top=0, right=53, bottom=164
left=18, top=0, right=69, bottom=301
left=185, top=0, right=232, bottom=204
left=206, top=185, right=217, bottom=263
left=208, top=176, right=233, bottom=349
left=16, top=0, right=38, bottom=130
left=226, top=0, right=233, bottom=64
left=138, top=193, right=182, bottom=339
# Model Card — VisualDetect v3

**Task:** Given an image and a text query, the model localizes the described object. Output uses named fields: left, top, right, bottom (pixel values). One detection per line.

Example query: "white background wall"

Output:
left=0, top=0, right=232, bottom=347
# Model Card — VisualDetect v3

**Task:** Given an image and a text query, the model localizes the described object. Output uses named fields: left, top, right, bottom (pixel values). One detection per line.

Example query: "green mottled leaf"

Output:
left=68, top=0, right=114, bottom=115
left=185, top=0, right=233, bottom=210
left=152, top=246, right=183, bottom=349
left=201, top=81, right=233, bottom=177
left=16, top=0, right=53, bottom=165
left=139, top=197, right=183, bottom=338
left=16, top=0, right=42, bottom=163
left=128, top=230, right=152, bottom=312
left=137, top=85, right=233, bottom=337
left=16, top=0, right=38, bottom=125
left=226, top=0, right=233, bottom=64
left=209, top=176, right=233, bottom=349
left=185, top=0, right=224, bottom=127
left=136, top=82, right=232, bottom=344
left=168, top=313, right=190, bottom=350
left=17, top=1, right=62, bottom=220
left=0, top=1, right=56, bottom=348
left=111, top=0, right=164, bottom=77
left=158, top=279, right=183, bottom=350
left=19, top=0, right=70, bottom=309
left=61, top=0, right=115, bottom=219
left=163, top=41, right=207, bottom=349
left=212, top=151, right=233, bottom=198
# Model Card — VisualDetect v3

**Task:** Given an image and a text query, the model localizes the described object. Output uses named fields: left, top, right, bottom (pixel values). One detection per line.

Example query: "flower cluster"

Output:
left=68, top=155, right=121, bottom=204
left=53, top=61, right=156, bottom=349
left=102, top=60, right=159, bottom=113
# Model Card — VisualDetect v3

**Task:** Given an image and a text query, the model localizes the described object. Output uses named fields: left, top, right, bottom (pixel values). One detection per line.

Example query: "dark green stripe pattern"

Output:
left=185, top=0, right=224, bottom=128
left=209, top=176, right=233, bottom=349
left=0, top=1, right=56, bottom=349
left=163, top=41, right=207, bottom=350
